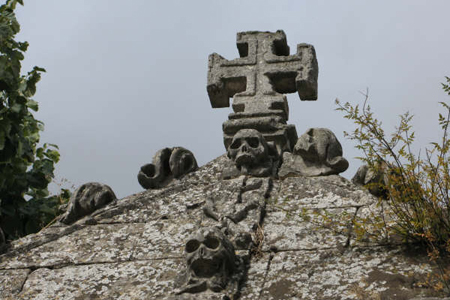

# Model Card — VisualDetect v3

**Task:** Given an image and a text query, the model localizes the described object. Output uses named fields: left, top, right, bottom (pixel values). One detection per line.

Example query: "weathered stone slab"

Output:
left=94, top=156, right=229, bottom=224
left=6, top=224, right=74, bottom=251
left=9, top=255, right=272, bottom=300
left=0, top=269, right=30, bottom=298
left=92, top=183, right=208, bottom=224
left=239, top=253, right=272, bottom=299
left=349, top=200, right=409, bottom=247
left=0, top=217, right=208, bottom=270
left=261, top=247, right=437, bottom=300
left=132, top=219, right=198, bottom=261
left=263, top=207, right=355, bottom=251
left=17, top=259, right=183, bottom=300
left=277, top=175, right=375, bottom=208
left=179, top=154, right=229, bottom=186
left=0, top=223, right=146, bottom=269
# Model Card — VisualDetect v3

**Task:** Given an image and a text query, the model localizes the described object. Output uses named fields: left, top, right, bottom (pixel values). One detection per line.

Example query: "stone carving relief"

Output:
left=203, top=177, right=270, bottom=250
left=279, top=128, right=349, bottom=177
left=224, top=129, right=278, bottom=178
left=173, top=31, right=323, bottom=297
left=138, top=147, right=198, bottom=189
left=175, top=176, right=270, bottom=297
left=175, top=227, right=243, bottom=297
left=352, top=161, right=391, bottom=198
left=207, top=30, right=319, bottom=153
left=60, top=182, right=116, bottom=225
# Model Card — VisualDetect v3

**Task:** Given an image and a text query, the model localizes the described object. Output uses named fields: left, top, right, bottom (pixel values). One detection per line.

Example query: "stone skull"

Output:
left=227, top=129, right=269, bottom=172
left=293, top=128, right=348, bottom=175
left=183, top=227, right=236, bottom=293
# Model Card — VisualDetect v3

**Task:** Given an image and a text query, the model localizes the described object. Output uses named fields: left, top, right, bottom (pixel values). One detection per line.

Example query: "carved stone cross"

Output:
left=207, top=30, right=318, bottom=153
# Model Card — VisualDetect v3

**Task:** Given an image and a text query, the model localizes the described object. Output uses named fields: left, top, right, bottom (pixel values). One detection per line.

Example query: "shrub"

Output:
left=0, top=0, right=68, bottom=240
left=336, top=77, right=450, bottom=292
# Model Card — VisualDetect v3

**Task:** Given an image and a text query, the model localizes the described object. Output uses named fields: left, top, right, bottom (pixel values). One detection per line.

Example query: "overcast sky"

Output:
left=14, top=0, right=450, bottom=198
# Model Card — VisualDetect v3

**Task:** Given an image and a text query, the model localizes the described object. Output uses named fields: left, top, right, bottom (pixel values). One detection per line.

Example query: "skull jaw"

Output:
left=234, top=150, right=271, bottom=169
left=235, top=153, right=256, bottom=169
left=223, top=156, right=276, bottom=179
left=178, top=257, right=229, bottom=294
left=190, top=257, right=223, bottom=278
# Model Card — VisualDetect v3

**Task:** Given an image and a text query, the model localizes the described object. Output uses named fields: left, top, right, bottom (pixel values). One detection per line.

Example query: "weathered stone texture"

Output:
left=18, top=260, right=183, bottom=300
left=0, top=155, right=446, bottom=299
left=261, top=247, right=434, bottom=300
left=0, top=269, right=30, bottom=298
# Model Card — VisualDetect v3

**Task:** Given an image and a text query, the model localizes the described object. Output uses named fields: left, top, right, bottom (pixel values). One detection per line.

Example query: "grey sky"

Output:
left=14, top=0, right=450, bottom=198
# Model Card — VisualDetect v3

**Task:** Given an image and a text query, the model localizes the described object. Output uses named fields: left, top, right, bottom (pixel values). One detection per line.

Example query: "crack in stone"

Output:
left=16, top=268, right=31, bottom=295
left=93, top=220, right=155, bottom=225
left=239, top=177, right=273, bottom=299
left=259, top=243, right=410, bottom=255
left=0, top=256, right=184, bottom=272
left=263, top=246, right=337, bottom=253
left=345, top=206, right=361, bottom=247
left=0, top=224, right=85, bottom=262
left=267, top=204, right=367, bottom=213
left=258, top=253, right=274, bottom=299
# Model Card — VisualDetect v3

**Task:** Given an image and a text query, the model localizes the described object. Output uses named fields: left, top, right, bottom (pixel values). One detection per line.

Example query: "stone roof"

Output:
left=1, top=30, right=448, bottom=300
left=0, top=154, right=446, bottom=300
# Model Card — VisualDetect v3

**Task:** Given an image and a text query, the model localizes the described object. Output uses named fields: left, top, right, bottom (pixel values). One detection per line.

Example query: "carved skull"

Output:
left=227, top=129, right=269, bottom=173
left=183, top=227, right=236, bottom=293
left=293, top=128, right=348, bottom=175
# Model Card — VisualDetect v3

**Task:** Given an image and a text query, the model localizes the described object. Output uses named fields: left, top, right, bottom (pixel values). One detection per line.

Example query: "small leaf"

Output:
left=33, top=66, right=46, bottom=73
left=10, top=102, right=22, bottom=113
left=44, top=149, right=60, bottom=163
left=26, top=99, right=38, bottom=111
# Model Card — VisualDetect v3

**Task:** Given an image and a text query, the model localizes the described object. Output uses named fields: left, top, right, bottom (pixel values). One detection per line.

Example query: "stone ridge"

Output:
left=0, top=155, right=446, bottom=299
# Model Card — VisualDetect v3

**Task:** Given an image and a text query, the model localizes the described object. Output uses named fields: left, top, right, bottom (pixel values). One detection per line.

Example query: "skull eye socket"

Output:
left=230, top=139, right=241, bottom=149
left=185, top=239, right=200, bottom=253
left=247, top=137, right=259, bottom=148
left=204, top=236, right=220, bottom=249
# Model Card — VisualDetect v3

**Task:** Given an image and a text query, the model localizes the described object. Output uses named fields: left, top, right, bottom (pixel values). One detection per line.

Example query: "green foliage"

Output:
left=0, top=0, right=67, bottom=240
left=336, top=78, right=450, bottom=293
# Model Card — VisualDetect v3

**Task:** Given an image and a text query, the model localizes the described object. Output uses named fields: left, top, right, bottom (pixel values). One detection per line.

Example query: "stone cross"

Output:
left=207, top=30, right=318, bottom=153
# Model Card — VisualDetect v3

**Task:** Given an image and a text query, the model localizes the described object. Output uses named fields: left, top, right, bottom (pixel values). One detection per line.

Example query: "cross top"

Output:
left=207, top=30, right=319, bottom=153
left=207, top=30, right=318, bottom=121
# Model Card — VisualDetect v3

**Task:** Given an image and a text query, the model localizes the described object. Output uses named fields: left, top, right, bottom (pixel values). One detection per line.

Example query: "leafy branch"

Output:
left=337, top=77, right=450, bottom=293
left=0, top=0, right=68, bottom=241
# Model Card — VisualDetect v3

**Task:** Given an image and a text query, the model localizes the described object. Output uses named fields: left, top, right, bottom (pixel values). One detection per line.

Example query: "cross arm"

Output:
left=296, top=43, right=318, bottom=100
left=207, top=53, right=252, bottom=108
left=263, top=43, right=318, bottom=100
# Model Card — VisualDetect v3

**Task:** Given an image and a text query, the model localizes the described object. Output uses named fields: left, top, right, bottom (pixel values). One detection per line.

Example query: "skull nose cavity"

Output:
left=241, top=144, right=248, bottom=152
